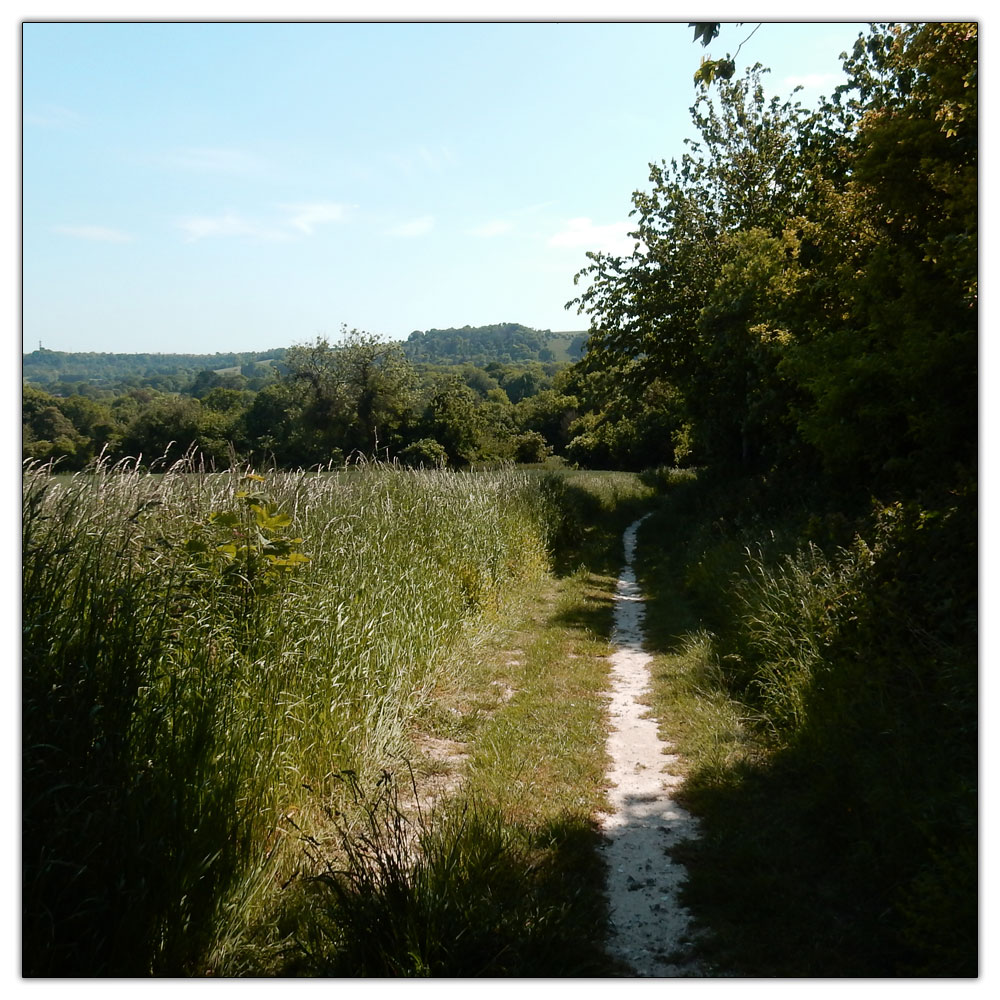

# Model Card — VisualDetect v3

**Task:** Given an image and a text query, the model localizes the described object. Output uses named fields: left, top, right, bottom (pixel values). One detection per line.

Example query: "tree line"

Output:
left=22, top=347, right=288, bottom=385
left=22, top=329, right=594, bottom=470
left=23, top=21, right=977, bottom=508
left=572, top=22, right=975, bottom=506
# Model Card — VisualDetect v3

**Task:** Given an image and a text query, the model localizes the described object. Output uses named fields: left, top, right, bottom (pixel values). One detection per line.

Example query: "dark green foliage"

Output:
left=403, top=323, right=584, bottom=366
left=418, top=374, right=485, bottom=467
left=570, top=24, right=976, bottom=493
left=281, top=329, right=417, bottom=462
left=512, top=430, right=551, bottom=464
left=21, top=388, right=94, bottom=467
left=189, top=368, right=250, bottom=398
left=569, top=62, right=826, bottom=476
left=565, top=365, right=686, bottom=470
left=515, top=386, right=579, bottom=456
left=398, top=437, right=448, bottom=469
left=635, top=471, right=977, bottom=976
left=22, top=325, right=593, bottom=470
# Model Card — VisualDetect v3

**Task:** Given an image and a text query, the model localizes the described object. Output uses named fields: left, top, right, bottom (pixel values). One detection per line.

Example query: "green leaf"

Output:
left=690, top=22, right=721, bottom=47
left=694, top=56, right=736, bottom=88
left=209, top=511, right=241, bottom=528
left=269, top=552, right=311, bottom=567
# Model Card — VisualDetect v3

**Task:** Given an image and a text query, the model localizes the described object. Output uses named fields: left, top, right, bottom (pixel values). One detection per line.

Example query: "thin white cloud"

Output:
left=547, top=217, right=640, bottom=257
left=176, top=212, right=290, bottom=243
left=53, top=224, right=133, bottom=243
left=25, top=104, right=85, bottom=129
left=161, top=147, right=268, bottom=175
left=389, top=215, right=435, bottom=238
left=282, top=202, right=349, bottom=234
left=469, top=219, right=514, bottom=238
left=175, top=202, right=354, bottom=243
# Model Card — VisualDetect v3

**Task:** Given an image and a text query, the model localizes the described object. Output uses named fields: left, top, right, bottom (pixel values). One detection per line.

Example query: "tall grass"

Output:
left=636, top=471, right=977, bottom=976
left=22, top=454, right=554, bottom=976
left=274, top=469, right=653, bottom=977
left=283, top=772, right=595, bottom=977
left=730, top=541, right=871, bottom=735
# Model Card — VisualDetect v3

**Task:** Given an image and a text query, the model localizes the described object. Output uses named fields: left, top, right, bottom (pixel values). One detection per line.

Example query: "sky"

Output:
left=8, top=10, right=998, bottom=964
left=21, top=16, right=884, bottom=355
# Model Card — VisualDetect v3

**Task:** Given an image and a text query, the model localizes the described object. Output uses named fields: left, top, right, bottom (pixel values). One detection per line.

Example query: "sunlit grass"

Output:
left=245, top=467, right=653, bottom=976
left=22, top=455, right=555, bottom=975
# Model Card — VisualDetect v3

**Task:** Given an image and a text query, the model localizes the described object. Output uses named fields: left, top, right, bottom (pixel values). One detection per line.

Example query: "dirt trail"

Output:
left=599, top=516, right=703, bottom=977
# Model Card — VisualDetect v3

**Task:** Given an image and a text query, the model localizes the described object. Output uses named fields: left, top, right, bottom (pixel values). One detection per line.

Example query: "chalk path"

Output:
left=599, top=516, right=703, bottom=977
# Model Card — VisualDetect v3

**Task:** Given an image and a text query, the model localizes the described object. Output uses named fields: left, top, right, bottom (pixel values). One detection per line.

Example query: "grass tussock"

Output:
left=275, top=770, right=608, bottom=977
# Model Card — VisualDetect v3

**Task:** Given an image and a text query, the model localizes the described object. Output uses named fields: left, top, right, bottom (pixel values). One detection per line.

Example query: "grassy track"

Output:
left=246, top=469, right=656, bottom=975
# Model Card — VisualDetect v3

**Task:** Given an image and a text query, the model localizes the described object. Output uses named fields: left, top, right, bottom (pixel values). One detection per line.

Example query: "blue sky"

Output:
left=22, top=17, right=871, bottom=354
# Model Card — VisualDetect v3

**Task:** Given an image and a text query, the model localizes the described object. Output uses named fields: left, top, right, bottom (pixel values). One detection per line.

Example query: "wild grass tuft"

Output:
left=281, top=770, right=597, bottom=976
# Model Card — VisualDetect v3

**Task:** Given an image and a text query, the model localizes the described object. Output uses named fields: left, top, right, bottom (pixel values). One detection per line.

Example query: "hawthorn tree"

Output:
left=283, top=327, right=417, bottom=462
left=569, top=63, right=820, bottom=472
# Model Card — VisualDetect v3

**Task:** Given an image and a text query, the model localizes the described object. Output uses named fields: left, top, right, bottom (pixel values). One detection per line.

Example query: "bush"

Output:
left=398, top=437, right=448, bottom=468
left=512, top=430, right=551, bottom=464
left=651, top=473, right=977, bottom=975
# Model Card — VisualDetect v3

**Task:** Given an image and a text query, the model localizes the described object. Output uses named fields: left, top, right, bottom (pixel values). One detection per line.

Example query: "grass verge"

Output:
left=244, top=468, right=655, bottom=976
left=634, top=469, right=977, bottom=977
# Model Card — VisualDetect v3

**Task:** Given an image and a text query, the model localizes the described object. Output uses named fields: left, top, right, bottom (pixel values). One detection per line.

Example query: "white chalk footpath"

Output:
left=599, top=516, right=703, bottom=977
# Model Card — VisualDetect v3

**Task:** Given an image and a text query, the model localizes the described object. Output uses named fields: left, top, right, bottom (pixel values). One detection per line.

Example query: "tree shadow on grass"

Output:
left=269, top=777, right=629, bottom=977
left=623, top=476, right=979, bottom=978
left=547, top=480, right=654, bottom=580
left=549, top=583, right=617, bottom=639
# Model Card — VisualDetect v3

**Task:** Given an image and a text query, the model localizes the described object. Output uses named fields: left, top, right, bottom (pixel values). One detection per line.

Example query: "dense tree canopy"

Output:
left=568, top=22, right=976, bottom=499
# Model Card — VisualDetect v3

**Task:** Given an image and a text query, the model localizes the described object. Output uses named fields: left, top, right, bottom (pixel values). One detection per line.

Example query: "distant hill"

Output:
left=22, top=348, right=287, bottom=384
left=22, top=325, right=591, bottom=386
left=403, top=324, right=588, bottom=365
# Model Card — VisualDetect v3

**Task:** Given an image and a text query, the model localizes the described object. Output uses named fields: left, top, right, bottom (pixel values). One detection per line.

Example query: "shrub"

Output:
left=398, top=437, right=448, bottom=468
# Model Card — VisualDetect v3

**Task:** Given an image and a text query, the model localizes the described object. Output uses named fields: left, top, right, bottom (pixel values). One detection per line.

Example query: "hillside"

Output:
left=22, top=347, right=287, bottom=385
left=402, top=324, right=587, bottom=365
left=22, top=325, right=588, bottom=385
